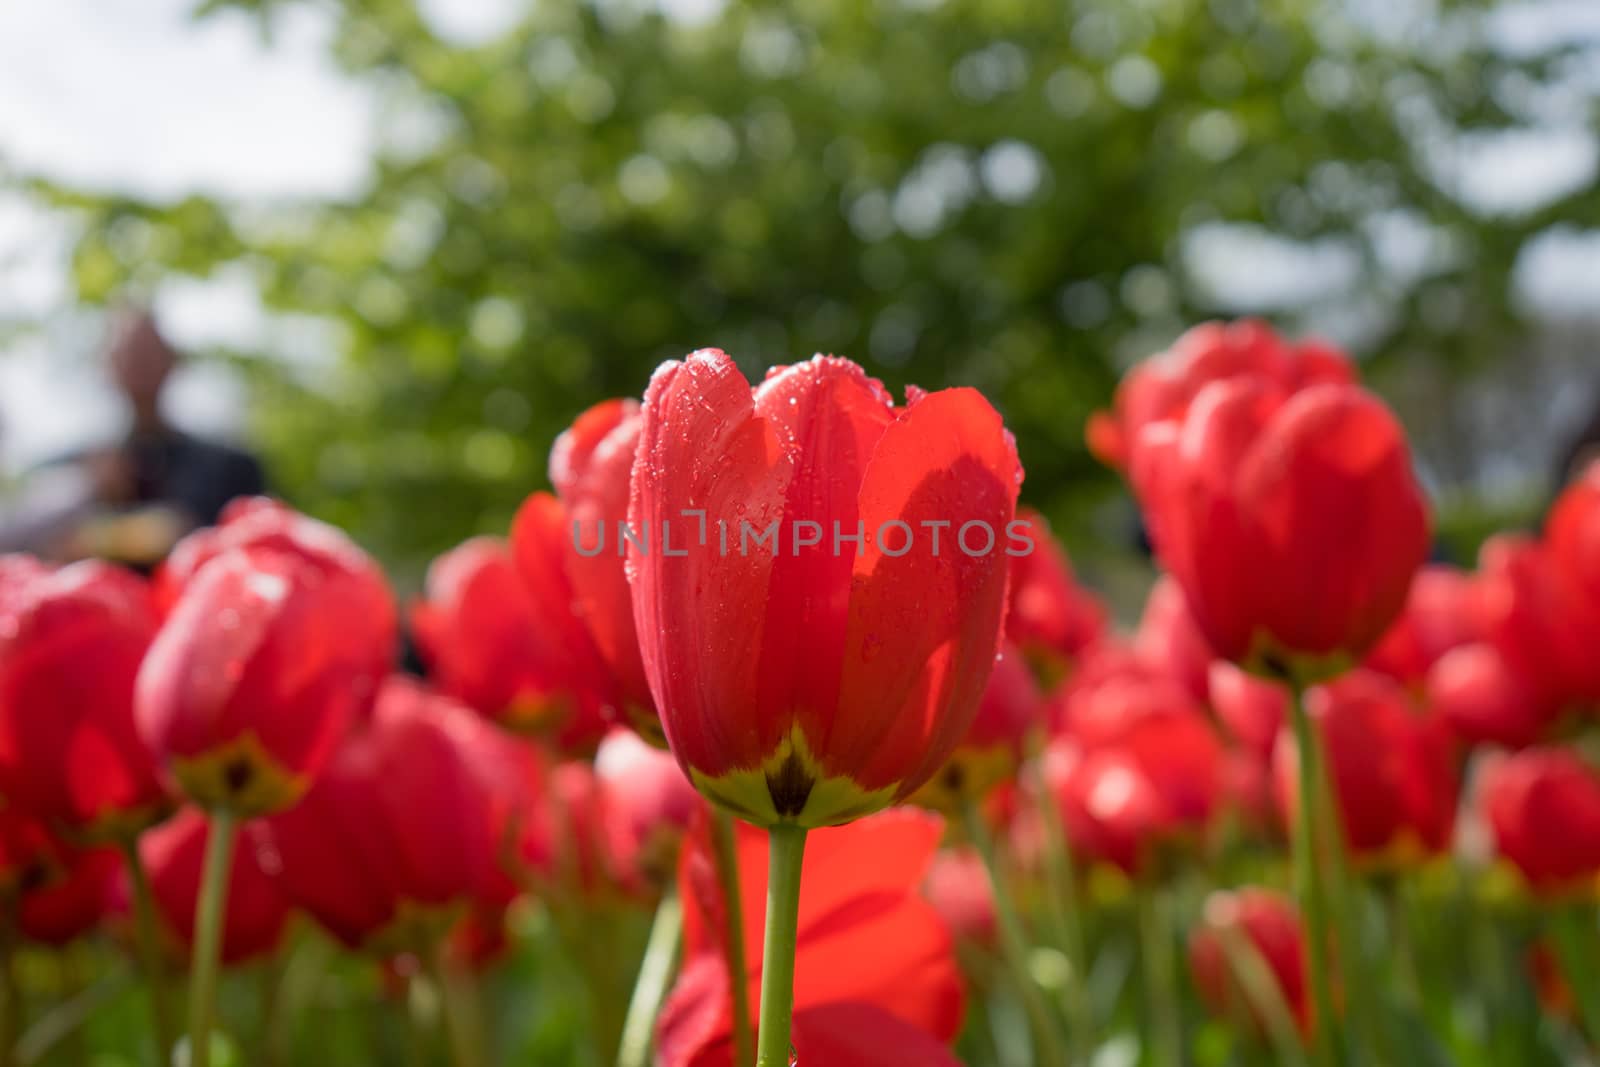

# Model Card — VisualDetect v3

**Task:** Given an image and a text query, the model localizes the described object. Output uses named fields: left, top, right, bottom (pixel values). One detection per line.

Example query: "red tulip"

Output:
left=914, top=642, right=1044, bottom=808
left=629, top=351, right=1020, bottom=828
left=1133, top=575, right=1214, bottom=703
left=1429, top=642, right=1545, bottom=748
left=922, top=846, right=996, bottom=946
left=1189, top=887, right=1311, bottom=1035
left=1474, top=534, right=1598, bottom=732
left=415, top=534, right=611, bottom=755
left=545, top=398, right=659, bottom=737
left=594, top=727, right=703, bottom=891
left=137, top=544, right=388, bottom=816
left=1208, top=662, right=1287, bottom=764
left=1088, top=319, right=1354, bottom=471
left=142, top=807, right=288, bottom=965
left=1364, top=565, right=1480, bottom=687
left=656, top=808, right=964, bottom=1066
left=1130, top=378, right=1430, bottom=679
left=1481, top=748, right=1600, bottom=897
left=154, top=497, right=395, bottom=681
left=1044, top=674, right=1226, bottom=876
left=1275, top=672, right=1457, bottom=867
left=0, top=559, right=167, bottom=838
left=255, top=676, right=530, bottom=950
left=0, top=809, right=57, bottom=897
left=1006, top=508, right=1105, bottom=679
left=19, top=845, right=120, bottom=946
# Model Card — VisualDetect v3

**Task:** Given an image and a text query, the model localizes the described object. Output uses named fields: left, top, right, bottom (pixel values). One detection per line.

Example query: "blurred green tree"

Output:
left=18, top=0, right=1600, bottom=578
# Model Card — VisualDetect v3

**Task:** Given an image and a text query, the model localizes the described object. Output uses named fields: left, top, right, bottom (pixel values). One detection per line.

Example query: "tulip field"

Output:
left=6, top=319, right=1600, bottom=1067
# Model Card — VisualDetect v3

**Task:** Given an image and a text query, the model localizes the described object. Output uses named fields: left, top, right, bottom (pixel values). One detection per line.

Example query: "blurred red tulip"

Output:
left=1275, top=672, right=1457, bottom=867
left=1044, top=678, right=1226, bottom=876
left=1364, top=564, right=1480, bottom=686
left=629, top=351, right=1020, bottom=828
left=19, top=845, right=120, bottom=946
left=1481, top=748, right=1600, bottom=897
left=256, top=676, right=531, bottom=950
left=1189, top=887, right=1311, bottom=1035
left=1088, top=319, right=1354, bottom=471
left=142, top=807, right=288, bottom=965
left=1130, top=378, right=1430, bottom=679
left=1006, top=508, right=1106, bottom=679
left=594, top=727, right=702, bottom=892
left=914, top=642, right=1044, bottom=809
left=656, top=808, right=964, bottom=1066
left=1133, top=575, right=1214, bottom=703
left=0, top=559, right=167, bottom=838
left=1473, top=530, right=1600, bottom=741
left=545, top=398, right=661, bottom=738
left=1208, top=662, right=1287, bottom=764
left=137, top=544, right=388, bottom=816
left=1429, top=642, right=1546, bottom=748
left=414, top=534, right=611, bottom=755
left=922, top=846, right=996, bottom=946
left=154, top=497, right=395, bottom=681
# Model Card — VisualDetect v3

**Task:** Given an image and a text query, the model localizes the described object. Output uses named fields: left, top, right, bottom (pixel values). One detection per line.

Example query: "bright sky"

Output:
left=0, top=0, right=1596, bottom=472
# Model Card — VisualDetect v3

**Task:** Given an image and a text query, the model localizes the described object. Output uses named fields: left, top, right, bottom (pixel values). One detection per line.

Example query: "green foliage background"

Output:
left=14, top=0, right=1600, bottom=578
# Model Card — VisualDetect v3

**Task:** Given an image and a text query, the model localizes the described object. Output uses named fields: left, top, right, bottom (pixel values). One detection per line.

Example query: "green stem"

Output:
left=15, top=968, right=130, bottom=1066
left=187, top=808, right=237, bottom=1067
left=962, top=800, right=1067, bottom=1067
left=1551, top=905, right=1600, bottom=1042
left=710, top=809, right=755, bottom=1066
left=433, top=942, right=487, bottom=1067
left=118, top=835, right=176, bottom=1060
left=1286, top=686, right=1339, bottom=1067
left=1137, top=887, right=1183, bottom=1067
left=1029, top=746, right=1096, bottom=1060
left=617, top=883, right=684, bottom=1067
left=755, top=825, right=807, bottom=1067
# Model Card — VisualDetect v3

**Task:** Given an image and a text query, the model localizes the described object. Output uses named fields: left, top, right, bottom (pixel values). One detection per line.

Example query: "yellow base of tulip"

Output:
left=690, top=726, right=897, bottom=829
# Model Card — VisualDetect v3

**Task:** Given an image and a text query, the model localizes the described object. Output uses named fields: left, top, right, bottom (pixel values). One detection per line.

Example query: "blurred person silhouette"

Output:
left=0, top=308, right=265, bottom=566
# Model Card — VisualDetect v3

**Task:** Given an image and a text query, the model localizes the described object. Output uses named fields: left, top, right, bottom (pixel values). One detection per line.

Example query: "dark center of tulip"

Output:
left=224, top=755, right=255, bottom=796
left=766, top=751, right=816, bottom=819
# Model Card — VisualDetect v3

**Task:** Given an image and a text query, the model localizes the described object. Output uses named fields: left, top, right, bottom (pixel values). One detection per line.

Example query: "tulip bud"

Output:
left=138, top=545, right=388, bottom=816
left=0, top=559, right=167, bottom=838
left=1189, top=887, right=1311, bottom=1036
left=1130, top=378, right=1430, bottom=681
left=1481, top=748, right=1600, bottom=897
left=629, top=351, right=1020, bottom=828
left=413, top=535, right=612, bottom=755
left=594, top=727, right=702, bottom=892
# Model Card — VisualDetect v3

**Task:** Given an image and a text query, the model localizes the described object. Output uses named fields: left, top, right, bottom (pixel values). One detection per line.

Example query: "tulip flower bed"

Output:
left=3, top=320, right=1599, bottom=1067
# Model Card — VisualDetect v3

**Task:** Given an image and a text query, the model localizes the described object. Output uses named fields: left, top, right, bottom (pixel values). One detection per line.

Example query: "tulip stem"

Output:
left=1137, top=886, right=1183, bottom=1067
left=617, top=883, right=683, bottom=1067
left=962, top=799, right=1067, bottom=1067
left=432, top=941, right=487, bottom=1067
left=118, top=835, right=176, bottom=1060
left=755, top=824, right=807, bottom=1067
left=1287, top=687, right=1339, bottom=1067
left=1551, top=905, right=1600, bottom=1043
left=1029, top=746, right=1096, bottom=1060
left=187, top=808, right=237, bottom=1067
left=710, top=809, right=755, bottom=1066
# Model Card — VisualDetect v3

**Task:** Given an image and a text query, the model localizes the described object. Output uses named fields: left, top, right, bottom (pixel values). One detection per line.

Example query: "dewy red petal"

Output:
left=629, top=350, right=1019, bottom=827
